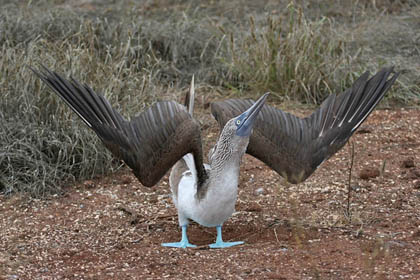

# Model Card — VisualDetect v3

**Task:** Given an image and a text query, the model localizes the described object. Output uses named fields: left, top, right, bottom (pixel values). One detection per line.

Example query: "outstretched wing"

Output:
left=32, top=66, right=207, bottom=187
left=211, top=67, right=399, bottom=183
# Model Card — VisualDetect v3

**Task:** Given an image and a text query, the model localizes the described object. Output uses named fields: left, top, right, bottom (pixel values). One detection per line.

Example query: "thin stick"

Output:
left=274, top=228, right=280, bottom=244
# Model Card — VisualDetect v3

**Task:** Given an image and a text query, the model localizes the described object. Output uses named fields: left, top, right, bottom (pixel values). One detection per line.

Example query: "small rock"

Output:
left=121, top=175, right=132, bottom=185
left=246, top=202, right=262, bottom=212
left=83, top=180, right=95, bottom=188
left=39, top=267, right=49, bottom=273
left=7, top=275, right=19, bottom=280
left=385, top=240, right=408, bottom=248
left=405, top=169, right=420, bottom=180
left=412, top=230, right=420, bottom=239
left=254, top=187, right=265, bottom=195
left=359, top=167, right=380, bottom=180
left=357, top=127, right=372, bottom=134
left=351, top=185, right=362, bottom=192
left=393, top=199, right=404, bottom=210
left=148, top=197, right=158, bottom=204
left=401, top=158, right=415, bottom=168
left=265, top=273, right=287, bottom=280
left=410, top=169, right=420, bottom=178
left=414, top=180, right=420, bottom=190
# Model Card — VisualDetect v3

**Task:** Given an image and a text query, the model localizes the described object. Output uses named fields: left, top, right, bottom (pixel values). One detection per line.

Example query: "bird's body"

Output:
left=174, top=156, right=237, bottom=227
left=162, top=92, right=266, bottom=248
left=173, top=140, right=244, bottom=228
left=31, top=65, right=399, bottom=249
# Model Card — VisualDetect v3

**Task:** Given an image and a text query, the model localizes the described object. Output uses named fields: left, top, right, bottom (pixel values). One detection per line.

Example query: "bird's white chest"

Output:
left=176, top=165, right=239, bottom=227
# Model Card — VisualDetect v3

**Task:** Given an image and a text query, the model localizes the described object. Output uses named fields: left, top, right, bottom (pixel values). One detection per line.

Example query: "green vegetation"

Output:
left=1, top=0, right=419, bottom=196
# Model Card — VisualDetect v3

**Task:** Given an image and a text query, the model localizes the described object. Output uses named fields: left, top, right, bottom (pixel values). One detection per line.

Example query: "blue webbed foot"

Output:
left=209, top=240, right=244, bottom=248
left=161, top=225, right=196, bottom=248
left=161, top=241, right=196, bottom=248
left=209, top=225, right=244, bottom=249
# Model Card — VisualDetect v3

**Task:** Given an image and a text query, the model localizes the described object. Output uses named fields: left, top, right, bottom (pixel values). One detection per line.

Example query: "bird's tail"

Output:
left=184, top=75, right=195, bottom=117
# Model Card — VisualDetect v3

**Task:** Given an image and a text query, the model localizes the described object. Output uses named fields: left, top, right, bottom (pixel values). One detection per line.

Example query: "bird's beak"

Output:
left=236, top=92, right=269, bottom=137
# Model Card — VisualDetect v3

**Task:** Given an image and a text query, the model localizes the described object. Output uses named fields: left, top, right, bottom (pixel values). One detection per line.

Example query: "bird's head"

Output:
left=212, top=93, right=269, bottom=162
left=233, top=92, right=269, bottom=137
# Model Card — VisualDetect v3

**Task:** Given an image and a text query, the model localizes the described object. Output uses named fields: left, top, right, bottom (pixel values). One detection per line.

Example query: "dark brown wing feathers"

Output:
left=211, top=67, right=399, bottom=183
left=32, top=66, right=207, bottom=187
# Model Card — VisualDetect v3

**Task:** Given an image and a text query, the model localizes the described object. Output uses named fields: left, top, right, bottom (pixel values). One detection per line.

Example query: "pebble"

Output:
left=401, top=158, right=415, bottom=168
left=385, top=240, right=408, bottom=248
left=254, top=187, right=265, bottom=195
left=359, top=167, right=380, bottom=180
left=39, top=268, right=49, bottom=273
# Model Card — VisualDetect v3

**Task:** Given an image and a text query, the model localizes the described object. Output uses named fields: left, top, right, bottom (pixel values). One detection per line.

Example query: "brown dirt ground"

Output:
left=1, top=108, right=420, bottom=280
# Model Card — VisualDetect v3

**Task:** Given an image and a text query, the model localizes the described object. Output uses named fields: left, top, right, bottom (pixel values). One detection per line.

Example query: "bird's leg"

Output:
left=209, top=225, right=244, bottom=248
left=161, top=225, right=196, bottom=248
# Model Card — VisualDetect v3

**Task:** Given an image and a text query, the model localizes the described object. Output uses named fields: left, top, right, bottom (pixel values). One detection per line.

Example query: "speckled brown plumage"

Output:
left=211, top=67, right=399, bottom=183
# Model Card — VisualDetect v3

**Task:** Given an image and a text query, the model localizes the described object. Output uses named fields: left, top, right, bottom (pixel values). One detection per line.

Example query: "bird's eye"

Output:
left=236, top=120, right=241, bottom=125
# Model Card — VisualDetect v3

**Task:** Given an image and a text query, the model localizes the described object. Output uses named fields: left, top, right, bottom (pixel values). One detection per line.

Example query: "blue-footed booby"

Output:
left=31, top=66, right=268, bottom=248
left=31, top=66, right=398, bottom=248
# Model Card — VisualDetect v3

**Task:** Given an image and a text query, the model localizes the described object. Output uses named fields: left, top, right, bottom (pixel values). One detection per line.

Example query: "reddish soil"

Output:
left=1, top=108, right=419, bottom=279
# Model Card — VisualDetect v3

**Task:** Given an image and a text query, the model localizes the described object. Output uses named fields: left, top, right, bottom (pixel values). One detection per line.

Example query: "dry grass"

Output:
left=223, top=3, right=362, bottom=103
left=1, top=0, right=418, bottom=196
